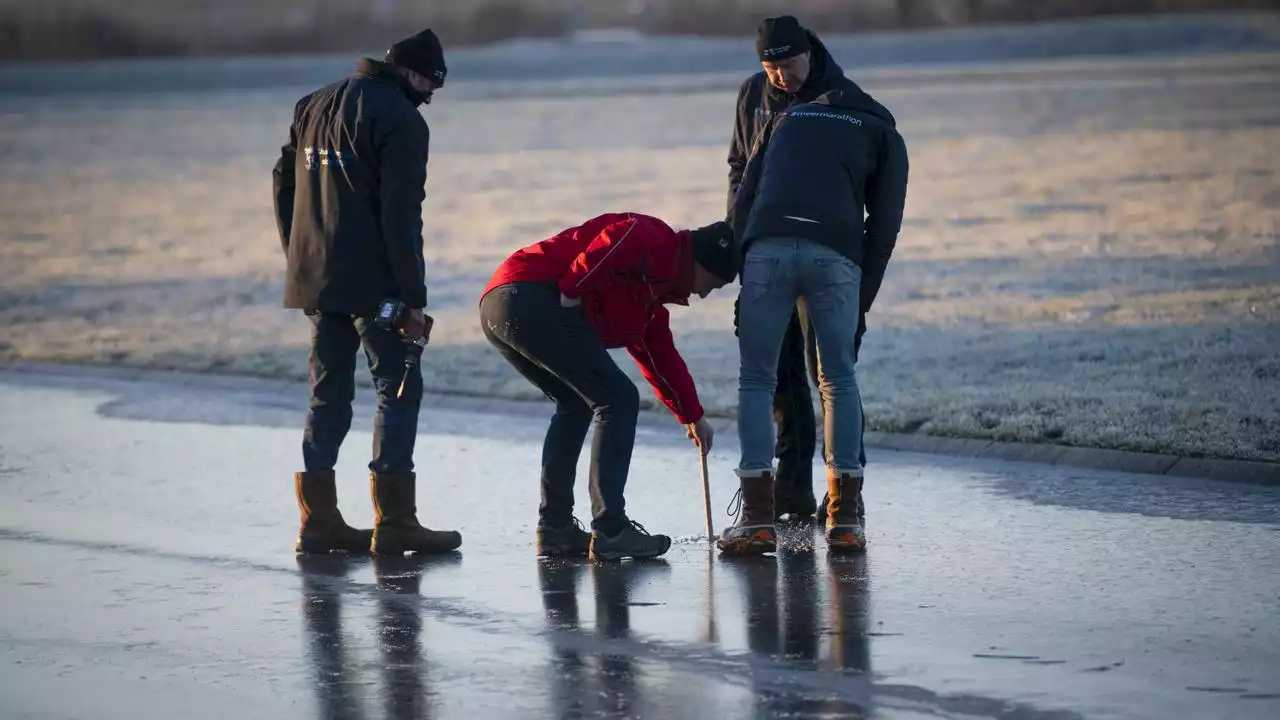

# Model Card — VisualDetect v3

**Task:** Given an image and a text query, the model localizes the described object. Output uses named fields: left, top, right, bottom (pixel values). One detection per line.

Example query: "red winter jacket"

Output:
left=481, top=212, right=704, bottom=424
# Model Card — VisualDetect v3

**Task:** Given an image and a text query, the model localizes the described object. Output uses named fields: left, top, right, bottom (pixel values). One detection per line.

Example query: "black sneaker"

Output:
left=536, top=517, right=592, bottom=557
left=589, top=519, right=672, bottom=561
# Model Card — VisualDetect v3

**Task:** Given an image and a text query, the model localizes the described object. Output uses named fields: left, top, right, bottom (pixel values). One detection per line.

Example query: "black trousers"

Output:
left=480, top=282, right=639, bottom=535
left=302, top=311, right=422, bottom=473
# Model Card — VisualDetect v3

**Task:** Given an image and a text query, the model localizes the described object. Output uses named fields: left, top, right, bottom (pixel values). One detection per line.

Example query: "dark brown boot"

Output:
left=295, top=470, right=373, bottom=555
left=716, top=472, right=777, bottom=556
left=370, top=471, right=462, bottom=555
left=825, top=468, right=866, bottom=552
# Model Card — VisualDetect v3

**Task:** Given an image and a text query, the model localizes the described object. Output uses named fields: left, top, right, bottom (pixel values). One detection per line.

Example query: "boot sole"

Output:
left=371, top=544, right=462, bottom=555
left=716, top=531, right=778, bottom=556
left=296, top=544, right=369, bottom=556
left=537, top=547, right=590, bottom=558
left=371, top=537, right=463, bottom=555
left=827, top=532, right=867, bottom=553
left=296, top=535, right=373, bottom=555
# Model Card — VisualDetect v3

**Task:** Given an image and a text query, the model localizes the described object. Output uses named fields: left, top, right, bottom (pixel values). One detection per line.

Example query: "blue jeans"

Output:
left=738, top=238, right=864, bottom=477
left=303, top=311, right=422, bottom=474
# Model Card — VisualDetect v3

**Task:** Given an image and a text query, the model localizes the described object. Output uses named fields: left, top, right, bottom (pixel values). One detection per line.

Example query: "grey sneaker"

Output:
left=536, top=517, right=592, bottom=557
left=589, top=519, right=671, bottom=561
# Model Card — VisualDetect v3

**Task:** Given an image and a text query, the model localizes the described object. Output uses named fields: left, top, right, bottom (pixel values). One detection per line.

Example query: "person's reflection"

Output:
left=724, top=556, right=780, bottom=657
left=724, top=549, right=873, bottom=717
left=374, top=555, right=440, bottom=720
left=297, top=555, right=365, bottom=720
left=591, top=560, right=668, bottom=718
left=537, top=559, right=668, bottom=719
left=779, top=548, right=820, bottom=663
left=297, top=554, right=455, bottom=720
left=825, top=554, right=871, bottom=674
left=537, top=559, right=588, bottom=719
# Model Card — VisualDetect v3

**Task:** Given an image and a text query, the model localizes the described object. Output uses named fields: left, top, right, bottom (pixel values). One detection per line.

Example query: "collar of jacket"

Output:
left=355, top=58, right=419, bottom=102
left=663, top=231, right=695, bottom=306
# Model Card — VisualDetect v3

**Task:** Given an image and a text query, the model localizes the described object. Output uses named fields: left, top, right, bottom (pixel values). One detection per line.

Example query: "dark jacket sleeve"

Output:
left=729, top=110, right=780, bottom=243
left=376, top=110, right=430, bottom=309
left=860, top=128, right=909, bottom=315
left=271, top=100, right=302, bottom=254
left=726, top=77, right=754, bottom=215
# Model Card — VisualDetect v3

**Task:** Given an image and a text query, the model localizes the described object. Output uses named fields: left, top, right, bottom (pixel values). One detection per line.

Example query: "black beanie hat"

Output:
left=386, top=29, right=447, bottom=86
left=756, top=16, right=811, bottom=62
left=690, top=221, right=738, bottom=283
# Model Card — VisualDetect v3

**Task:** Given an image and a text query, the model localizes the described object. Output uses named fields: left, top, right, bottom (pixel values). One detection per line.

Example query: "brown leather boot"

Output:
left=370, top=471, right=462, bottom=555
left=825, top=468, right=866, bottom=552
left=295, top=470, right=373, bottom=555
left=716, top=472, right=777, bottom=556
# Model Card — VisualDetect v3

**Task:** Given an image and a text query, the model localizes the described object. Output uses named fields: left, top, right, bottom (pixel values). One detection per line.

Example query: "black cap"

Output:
left=690, top=221, right=737, bottom=282
left=756, top=16, right=811, bottom=62
left=385, top=29, right=447, bottom=86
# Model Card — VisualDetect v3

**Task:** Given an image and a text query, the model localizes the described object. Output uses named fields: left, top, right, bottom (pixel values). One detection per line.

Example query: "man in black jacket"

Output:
left=719, top=75, right=908, bottom=556
left=273, top=29, right=461, bottom=557
left=725, top=16, right=892, bottom=523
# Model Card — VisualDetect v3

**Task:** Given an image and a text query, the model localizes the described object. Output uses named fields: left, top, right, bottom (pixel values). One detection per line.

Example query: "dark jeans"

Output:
left=302, top=311, right=422, bottom=474
left=479, top=282, right=640, bottom=535
left=773, top=311, right=817, bottom=497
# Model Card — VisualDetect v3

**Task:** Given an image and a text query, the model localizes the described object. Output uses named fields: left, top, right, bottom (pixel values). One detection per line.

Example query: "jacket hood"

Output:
left=801, top=32, right=845, bottom=95
left=810, top=84, right=897, bottom=127
left=662, top=230, right=695, bottom=306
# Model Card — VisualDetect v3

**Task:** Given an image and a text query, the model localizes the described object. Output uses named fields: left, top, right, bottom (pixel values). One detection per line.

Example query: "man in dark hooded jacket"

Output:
left=719, top=55, right=908, bottom=556
left=272, top=29, right=461, bottom=558
left=725, top=16, right=892, bottom=523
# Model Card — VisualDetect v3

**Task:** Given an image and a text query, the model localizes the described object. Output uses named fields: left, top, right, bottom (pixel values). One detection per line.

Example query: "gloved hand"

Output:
left=685, top=417, right=715, bottom=455
left=401, top=308, right=433, bottom=345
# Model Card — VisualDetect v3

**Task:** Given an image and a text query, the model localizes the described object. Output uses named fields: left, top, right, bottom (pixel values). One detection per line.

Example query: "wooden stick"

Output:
left=700, top=450, right=714, bottom=542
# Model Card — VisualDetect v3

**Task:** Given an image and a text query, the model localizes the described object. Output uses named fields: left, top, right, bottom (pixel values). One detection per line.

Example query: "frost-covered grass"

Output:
left=1, top=51, right=1277, bottom=461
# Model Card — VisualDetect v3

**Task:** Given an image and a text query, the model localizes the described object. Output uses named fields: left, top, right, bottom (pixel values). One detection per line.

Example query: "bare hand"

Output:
left=685, top=418, right=714, bottom=455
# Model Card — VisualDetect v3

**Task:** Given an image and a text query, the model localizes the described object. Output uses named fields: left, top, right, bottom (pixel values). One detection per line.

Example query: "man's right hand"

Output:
left=686, top=418, right=715, bottom=455
left=402, top=308, right=432, bottom=343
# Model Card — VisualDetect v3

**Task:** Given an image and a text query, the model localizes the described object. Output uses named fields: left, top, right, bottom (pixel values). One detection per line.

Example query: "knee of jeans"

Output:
left=818, top=364, right=858, bottom=389
left=597, top=382, right=640, bottom=417
left=740, top=368, right=778, bottom=392
left=554, top=398, right=593, bottom=422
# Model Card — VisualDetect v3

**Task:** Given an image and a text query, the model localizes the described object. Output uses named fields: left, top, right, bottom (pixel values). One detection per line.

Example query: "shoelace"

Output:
left=725, top=487, right=743, bottom=520
left=628, top=519, right=652, bottom=536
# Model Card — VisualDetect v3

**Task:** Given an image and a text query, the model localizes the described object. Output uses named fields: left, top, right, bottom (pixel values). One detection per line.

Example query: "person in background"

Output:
left=273, top=29, right=460, bottom=556
left=719, top=65, right=908, bottom=555
left=479, top=214, right=737, bottom=561
left=725, top=16, right=892, bottom=524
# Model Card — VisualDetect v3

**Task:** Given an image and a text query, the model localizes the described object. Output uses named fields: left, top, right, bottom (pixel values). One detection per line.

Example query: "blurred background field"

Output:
left=0, top=3, right=1277, bottom=462
left=2, top=0, right=1279, bottom=60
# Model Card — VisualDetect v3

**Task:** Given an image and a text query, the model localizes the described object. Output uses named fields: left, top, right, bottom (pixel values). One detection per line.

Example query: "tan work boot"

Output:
left=294, top=470, right=373, bottom=555
left=369, top=471, right=462, bottom=555
left=825, top=468, right=866, bottom=552
left=716, top=472, right=777, bottom=556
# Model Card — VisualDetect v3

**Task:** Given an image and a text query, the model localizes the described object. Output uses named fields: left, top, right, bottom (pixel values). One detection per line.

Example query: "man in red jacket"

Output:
left=479, top=213, right=737, bottom=561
